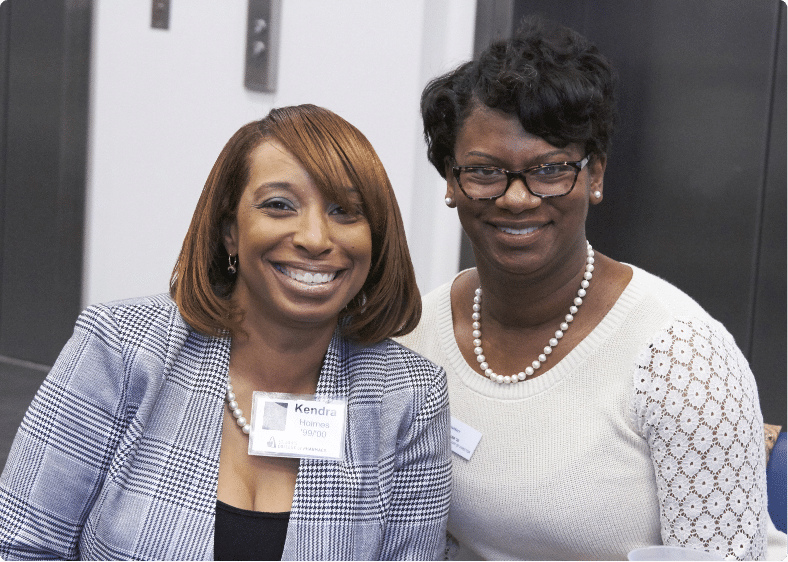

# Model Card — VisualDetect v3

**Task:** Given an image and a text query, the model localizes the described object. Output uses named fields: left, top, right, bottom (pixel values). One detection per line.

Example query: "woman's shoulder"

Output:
left=90, top=293, right=179, bottom=316
left=623, top=265, right=742, bottom=358
left=627, top=265, right=715, bottom=323
left=422, top=273, right=457, bottom=308
left=331, top=340, right=444, bottom=418
left=81, top=293, right=186, bottom=329
left=74, top=293, right=198, bottom=354
left=388, top=338, right=445, bottom=375
left=344, top=337, right=445, bottom=383
left=394, top=271, right=462, bottom=357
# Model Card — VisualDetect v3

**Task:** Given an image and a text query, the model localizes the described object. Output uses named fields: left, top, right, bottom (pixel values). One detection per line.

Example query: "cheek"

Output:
left=550, top=197, right=588, bottom=222
left=454, top=201, right=486, bottom=231
left=361, top=229, right=373, bottom=266
left=348, top=224, right=373, bottom=264
left=233, top=209, right=259, bottom=240
left=351, top=231, right=373, bottom=291
left=576, top=171, right=599, bottom=200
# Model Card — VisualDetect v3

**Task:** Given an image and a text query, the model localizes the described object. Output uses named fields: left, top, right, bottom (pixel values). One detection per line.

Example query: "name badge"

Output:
left=248, top=392, right=347, bottom=461
left=450, top=416, right=482, bottom=460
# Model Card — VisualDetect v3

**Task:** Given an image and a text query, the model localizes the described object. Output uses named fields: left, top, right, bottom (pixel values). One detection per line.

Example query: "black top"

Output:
left=214, top=500, right=290, bottom=561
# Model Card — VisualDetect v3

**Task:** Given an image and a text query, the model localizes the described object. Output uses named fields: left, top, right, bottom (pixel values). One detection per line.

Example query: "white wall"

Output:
left=83, top=0, right=475, bottom=307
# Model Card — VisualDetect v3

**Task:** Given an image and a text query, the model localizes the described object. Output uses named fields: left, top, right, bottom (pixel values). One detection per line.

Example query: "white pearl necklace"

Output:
left=472, top=242, right=594, bottom=384
left=225, top=377, right=251, bottom=435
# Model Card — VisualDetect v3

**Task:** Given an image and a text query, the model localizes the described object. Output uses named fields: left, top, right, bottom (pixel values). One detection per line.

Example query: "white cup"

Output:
left=627, top=546, right=725, bottom=561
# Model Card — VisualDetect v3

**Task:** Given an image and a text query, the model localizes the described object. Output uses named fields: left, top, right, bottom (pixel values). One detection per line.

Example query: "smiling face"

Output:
left=224, top=140, right=372, bottom=332
left=447, top=103, right=605, bottom=280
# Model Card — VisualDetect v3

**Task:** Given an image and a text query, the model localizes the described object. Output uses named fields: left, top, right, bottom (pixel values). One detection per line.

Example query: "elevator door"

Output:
left=0, top=0, right=91, bottom=365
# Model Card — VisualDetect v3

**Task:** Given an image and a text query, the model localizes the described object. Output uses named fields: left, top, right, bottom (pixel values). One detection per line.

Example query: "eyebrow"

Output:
left=464, top=149, right=574, bottom=165
left=251, top=182, right=362, bottom=203
left=252, top=182, right=293, bottom=197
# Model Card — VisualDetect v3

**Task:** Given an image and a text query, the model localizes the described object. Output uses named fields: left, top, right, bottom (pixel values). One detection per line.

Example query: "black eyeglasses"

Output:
left=451, top=155, right=590, bottom=200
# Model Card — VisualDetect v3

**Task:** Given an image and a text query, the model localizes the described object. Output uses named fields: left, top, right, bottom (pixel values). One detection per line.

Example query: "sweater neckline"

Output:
left=437, top=265, right=647, bottom=400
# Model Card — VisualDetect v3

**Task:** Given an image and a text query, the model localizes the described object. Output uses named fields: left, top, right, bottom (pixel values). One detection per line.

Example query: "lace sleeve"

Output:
left=632, top=318, right=768, bottom=560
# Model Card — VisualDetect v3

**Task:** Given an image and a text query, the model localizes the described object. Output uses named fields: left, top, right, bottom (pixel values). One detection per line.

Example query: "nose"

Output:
left=293, top=209, right=332, bottom=256
left=496, top=176, right=541, bottom=213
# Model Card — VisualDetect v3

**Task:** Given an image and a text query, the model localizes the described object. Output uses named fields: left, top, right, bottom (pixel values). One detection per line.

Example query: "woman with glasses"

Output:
left=0, top=105, right=451, bottom=560
left=397, top=16, right=782, bottom=561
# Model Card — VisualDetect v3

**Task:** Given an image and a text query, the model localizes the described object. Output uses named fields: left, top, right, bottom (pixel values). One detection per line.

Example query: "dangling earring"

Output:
left=228, top=254, right=238, bottom=275
left=445, top=197, right=454, bottom=207
left=593, top=191, right=601, bottom=199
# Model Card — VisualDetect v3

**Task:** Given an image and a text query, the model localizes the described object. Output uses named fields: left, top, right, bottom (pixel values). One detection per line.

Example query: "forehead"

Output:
left=456, top=105, right=578, bottom=162
left=244, top=140, right=354, bottom=201
left=246, top=140, right=310, bottom=185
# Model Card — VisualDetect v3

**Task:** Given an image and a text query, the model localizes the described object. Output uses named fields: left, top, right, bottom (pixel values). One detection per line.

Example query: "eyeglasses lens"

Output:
left=459, top=164, right=578, bottom=198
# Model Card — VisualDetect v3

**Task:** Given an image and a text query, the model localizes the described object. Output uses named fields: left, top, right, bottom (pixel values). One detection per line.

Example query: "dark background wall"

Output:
left=0, top=0, right=91, bottom=467
left=469, top=0, right=787, bottom=427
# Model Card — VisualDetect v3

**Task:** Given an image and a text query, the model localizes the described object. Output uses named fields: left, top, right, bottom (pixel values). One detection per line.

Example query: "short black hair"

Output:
left=421, top=16, right=618, bottom=178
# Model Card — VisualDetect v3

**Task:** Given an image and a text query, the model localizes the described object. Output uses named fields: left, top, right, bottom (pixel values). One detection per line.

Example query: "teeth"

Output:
left=276, top=266, right=336, bottom=285
left=499, top=225, right=540, bottom=235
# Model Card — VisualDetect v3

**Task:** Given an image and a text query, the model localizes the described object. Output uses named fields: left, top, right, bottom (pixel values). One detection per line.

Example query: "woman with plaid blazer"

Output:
left=0, top=105, right=451, bottom=560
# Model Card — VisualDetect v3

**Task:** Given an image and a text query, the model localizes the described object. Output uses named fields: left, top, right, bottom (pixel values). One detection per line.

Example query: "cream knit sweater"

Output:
left=397, top=265, right=785, bottom=560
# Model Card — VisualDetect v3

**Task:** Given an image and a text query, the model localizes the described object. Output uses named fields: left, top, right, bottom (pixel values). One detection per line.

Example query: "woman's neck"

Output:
left=473, top=243, right=590, bottom=330
left=229, top=313, right=337, bottom=395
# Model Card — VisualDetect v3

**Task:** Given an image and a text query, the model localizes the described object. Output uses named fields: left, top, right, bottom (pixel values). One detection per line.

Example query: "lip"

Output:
left=489, top=220, right=550, bottom=236
left=273, top=263, right=343, bottom=287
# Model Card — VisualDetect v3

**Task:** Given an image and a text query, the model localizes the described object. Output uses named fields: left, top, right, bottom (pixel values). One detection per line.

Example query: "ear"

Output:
left=444, top=159, right=457, bottom=207
left=223, top=219, right=239, bottom=256
left=588, top=154, right=607, bottom=205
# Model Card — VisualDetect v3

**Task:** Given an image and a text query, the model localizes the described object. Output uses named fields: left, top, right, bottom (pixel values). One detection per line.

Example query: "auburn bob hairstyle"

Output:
left=171, top=104, right=420, bottom=344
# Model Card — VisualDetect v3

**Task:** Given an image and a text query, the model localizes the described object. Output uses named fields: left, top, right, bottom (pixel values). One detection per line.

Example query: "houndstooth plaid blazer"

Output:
left=0, top=294, right=451, bottom=560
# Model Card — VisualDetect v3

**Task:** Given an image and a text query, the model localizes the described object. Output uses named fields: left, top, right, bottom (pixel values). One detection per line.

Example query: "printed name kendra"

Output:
left=295, top=403, right=338, bottom=416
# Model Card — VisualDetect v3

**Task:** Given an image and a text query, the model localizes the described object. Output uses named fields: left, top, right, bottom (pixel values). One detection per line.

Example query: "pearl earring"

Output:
left=445, top=197, right=454, bottom=207
left=593, top=191, right=601, bottom=199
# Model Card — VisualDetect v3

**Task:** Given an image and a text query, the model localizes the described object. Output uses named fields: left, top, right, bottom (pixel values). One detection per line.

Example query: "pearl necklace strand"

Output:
left=473, top=241, right=594, bottom=384
left=225, top=377, right=251, bottom=435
